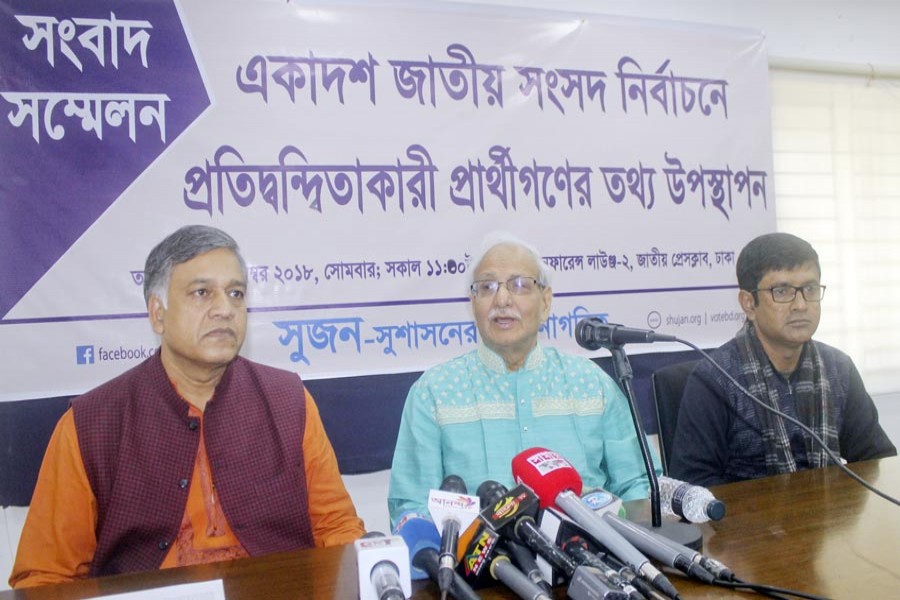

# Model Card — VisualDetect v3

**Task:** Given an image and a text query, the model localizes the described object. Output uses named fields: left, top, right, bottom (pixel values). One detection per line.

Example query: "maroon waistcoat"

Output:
left=72, top=353, right=315, bottom=577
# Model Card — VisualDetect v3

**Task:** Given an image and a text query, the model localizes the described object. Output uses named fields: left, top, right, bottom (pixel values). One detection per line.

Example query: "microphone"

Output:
left=429, top=475, right=481, bottom=599
left=392, top=512, right=440, bottom=581
left=574, top=320, right=704, bottom=550
left=489, top=553, right=553, bottom=600
left=632, top=523, right=737, bottom=582
left=354, top=532, right=412, bottom=600
left=568, top=565, right=631, bottom=600
left=392, top=513, right=481, bottom=600
left=560, top=535, right=647, bottom=600
left=479, top=483, right=625, bottom=600
left=602, top=514, right=716, bottom=584
left=575, top=318, right=676, bottom=350
left=506, top=541, right=552, bottom=596
left=539, top=507, right=652, bottom=600
left=477, top=481, right=552, bottom=595
left=687, top=553, right=736, bottom=582
left=457, top=516, right=552, bottom=599
left=548, top=524, right=665, bottom=600
left=478, top=483, right=580, bottom=579
left=457, top=516, right=503, bottom=589
left=581, top=487, right=624, bottom=517
left=455, top=507, right=549, bottom=599
left=511, top=448, right=681, bottom=600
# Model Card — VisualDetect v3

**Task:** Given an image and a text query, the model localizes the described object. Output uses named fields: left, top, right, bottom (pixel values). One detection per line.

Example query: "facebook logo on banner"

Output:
left=76, top=345, right=95, bottom=365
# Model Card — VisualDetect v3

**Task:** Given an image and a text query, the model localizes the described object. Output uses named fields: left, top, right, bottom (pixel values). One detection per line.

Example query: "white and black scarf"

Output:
left=735, top=321, right=839, bottom=474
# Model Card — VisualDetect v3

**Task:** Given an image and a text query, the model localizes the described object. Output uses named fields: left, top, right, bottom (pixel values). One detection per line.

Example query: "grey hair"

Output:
left=143, top=225, right=247, bottom=306
left=466, top=231, right=554, bottom=291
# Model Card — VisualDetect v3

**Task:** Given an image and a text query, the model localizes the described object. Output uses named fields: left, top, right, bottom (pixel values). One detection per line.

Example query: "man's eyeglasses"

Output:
left=470, top=276, right=544, bottom=298
left=752, top=284, right=826, bottom=303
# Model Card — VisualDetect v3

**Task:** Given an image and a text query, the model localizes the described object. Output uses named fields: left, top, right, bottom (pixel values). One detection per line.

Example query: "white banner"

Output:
left=0, top=1, right=774, bottom=401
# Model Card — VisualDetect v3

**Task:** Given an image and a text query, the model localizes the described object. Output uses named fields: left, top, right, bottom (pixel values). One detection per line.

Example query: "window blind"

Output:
left=770, top=69, right=900, bottom=394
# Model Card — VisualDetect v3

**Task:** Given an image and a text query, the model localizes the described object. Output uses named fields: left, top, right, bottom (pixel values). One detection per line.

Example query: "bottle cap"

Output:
left=705, top=499, right=726, bottom=521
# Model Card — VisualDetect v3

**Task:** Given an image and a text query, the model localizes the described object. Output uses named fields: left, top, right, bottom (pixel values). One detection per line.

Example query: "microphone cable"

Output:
left=674, top=337, right=900, bottom=508
left=711, top=576, right=831, bottom=600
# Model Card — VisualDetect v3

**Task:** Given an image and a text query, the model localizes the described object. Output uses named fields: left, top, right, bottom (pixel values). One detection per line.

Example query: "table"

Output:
left=3, top=458, right=898, bottom=599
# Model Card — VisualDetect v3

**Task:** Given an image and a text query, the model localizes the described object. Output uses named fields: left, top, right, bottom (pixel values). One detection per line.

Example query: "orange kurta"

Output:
left=10, top=389, right=365, bottom=588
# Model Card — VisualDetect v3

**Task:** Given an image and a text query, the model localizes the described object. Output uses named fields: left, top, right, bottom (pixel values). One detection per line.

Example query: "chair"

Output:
left=651, top=360, right=699, bottom=474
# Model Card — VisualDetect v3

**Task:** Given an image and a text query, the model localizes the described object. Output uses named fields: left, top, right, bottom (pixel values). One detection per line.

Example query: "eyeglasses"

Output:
left=470, top=276, right=544, bottom=298
left=752, top=284, right=826, bottom=303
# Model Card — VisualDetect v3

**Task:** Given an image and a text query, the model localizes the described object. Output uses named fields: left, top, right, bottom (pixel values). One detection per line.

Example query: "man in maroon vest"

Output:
left=11, top=225, right=366, bottom=588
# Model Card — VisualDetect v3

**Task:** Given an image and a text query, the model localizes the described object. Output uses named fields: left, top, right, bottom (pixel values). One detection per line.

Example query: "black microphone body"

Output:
left=479, top=484, right=578, bottom=579
left=477, top=480, right=552, bottom=595
left=412, top=547, right=481, bottom=600
left=432, top=475, right=474, bottom=598
left=458, top=518, right=504, bottom=588
left=513, top=514, right=579, bottom=578
left=479, top=484, right=635, bottom=600
left=576, top=318, right=676, bottom=350
left=439, top=519, right=462, bottom=591
left=507, top=537, right=552, bottom=595
left=456, top=500, right=551, bottom=599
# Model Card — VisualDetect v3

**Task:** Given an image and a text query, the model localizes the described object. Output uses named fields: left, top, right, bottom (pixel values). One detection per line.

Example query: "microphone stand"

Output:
left=606, top=342, right=703, bottom=550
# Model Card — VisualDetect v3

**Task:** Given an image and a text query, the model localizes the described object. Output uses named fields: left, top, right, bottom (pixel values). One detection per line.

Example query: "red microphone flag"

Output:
left=510, top=447, right=583, bottom=509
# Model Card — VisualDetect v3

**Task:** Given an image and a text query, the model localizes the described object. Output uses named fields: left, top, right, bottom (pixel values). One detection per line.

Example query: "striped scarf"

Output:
left=735, top=321, right=839, bottom=474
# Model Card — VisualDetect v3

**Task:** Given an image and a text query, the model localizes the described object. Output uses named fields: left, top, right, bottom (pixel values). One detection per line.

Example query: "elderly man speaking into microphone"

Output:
left=388, top=231, right=658, bottom=525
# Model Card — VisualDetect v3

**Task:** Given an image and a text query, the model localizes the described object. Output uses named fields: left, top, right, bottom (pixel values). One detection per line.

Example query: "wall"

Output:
left=447, top=0, right=900, bottom=72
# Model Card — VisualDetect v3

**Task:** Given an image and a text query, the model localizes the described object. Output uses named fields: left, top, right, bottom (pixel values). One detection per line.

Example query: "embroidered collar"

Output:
left=477, top=343, right=544, bottom=373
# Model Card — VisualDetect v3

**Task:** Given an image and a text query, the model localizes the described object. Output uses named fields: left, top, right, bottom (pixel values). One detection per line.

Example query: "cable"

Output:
left=713, top=576, right=832, bottom=600
left=674, top=337, right=900, bottom=508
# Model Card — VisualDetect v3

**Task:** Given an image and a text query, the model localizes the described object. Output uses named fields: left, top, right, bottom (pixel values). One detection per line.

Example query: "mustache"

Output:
left=488, top=308, right=521, bottom=320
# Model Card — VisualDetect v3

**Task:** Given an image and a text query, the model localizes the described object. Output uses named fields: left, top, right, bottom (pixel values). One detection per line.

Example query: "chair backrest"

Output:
left=651, top=360, right=700, bottom=474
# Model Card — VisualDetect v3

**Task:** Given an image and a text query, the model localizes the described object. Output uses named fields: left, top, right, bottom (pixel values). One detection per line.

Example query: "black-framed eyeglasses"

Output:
left=752, top=284, right=826, bottom=303
left=470, top=276, right=544, bottom=298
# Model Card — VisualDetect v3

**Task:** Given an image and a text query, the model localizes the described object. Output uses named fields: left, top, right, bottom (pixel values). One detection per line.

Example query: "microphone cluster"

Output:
left=384, top=448, right=740, bottom=600
left=371, top=316, right=847, bottom=599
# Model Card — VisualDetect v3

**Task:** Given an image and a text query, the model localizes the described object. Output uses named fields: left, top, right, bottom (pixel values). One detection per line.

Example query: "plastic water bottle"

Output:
left=658, top=476, right=726, bottom=523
